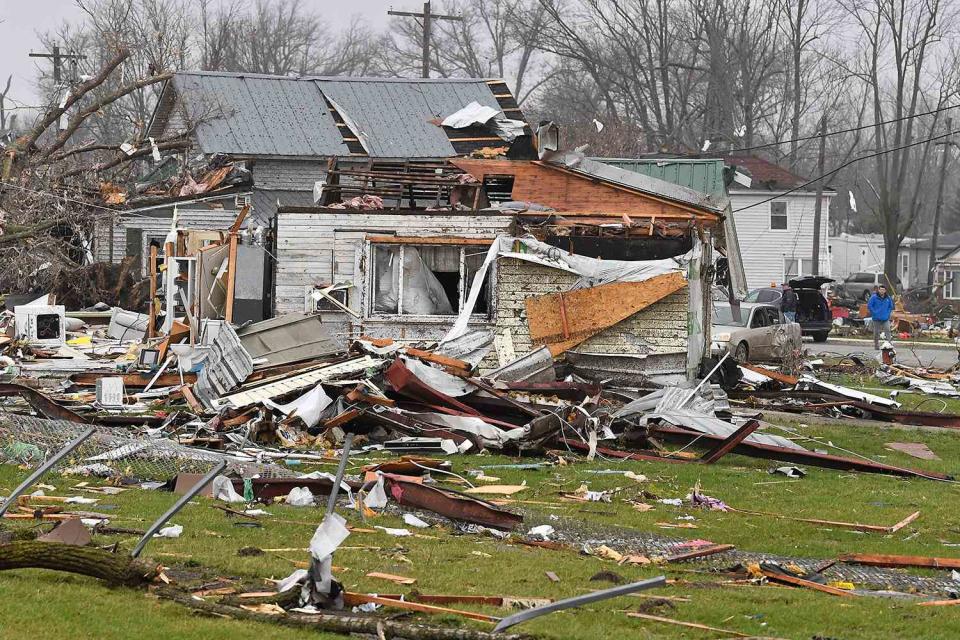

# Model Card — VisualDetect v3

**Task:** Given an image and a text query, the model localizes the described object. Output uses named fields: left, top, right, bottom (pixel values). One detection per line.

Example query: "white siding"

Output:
left=274, top=211, right=513, bottom=340
left=731, top=191, right=831, bottom=289
left=828, top=233, right=886, bottom=281
left=94, top=198, right=244, bottom=265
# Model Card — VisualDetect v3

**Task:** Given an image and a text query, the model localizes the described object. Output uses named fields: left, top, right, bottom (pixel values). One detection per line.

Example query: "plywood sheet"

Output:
left=525, top=272, right=687, bottom=353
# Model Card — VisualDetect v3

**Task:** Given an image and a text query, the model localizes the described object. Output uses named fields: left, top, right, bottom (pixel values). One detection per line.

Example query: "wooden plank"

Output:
left=730, top=508, right=920, bottom=534
left=224, top=233, right=239, bottom=324
left=739, top=363, right=799, bottom=386
left=365, top=235, right=494, bottom=246
left=403, top=347, right=471, bottom=372
left=759, top=570, right=856, bottom=597
left=700, top=421, right=760, bottom=463
left=342, top=592, right=498, bottom=623
left=365, top=572, right=416, bottom=585
left=838, top=552, right=960, bottom=570
left=524, top=272, right=687, bottom=355
left=662, top=544, right=735, bottom=563
left=147, top=244, right=158, bottom=340
left=626, top=613, right=751, bottom=637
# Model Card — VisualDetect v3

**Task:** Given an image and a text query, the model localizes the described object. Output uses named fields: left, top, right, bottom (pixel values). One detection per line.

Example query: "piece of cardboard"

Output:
left=174, top=472, right=215, bottom=497
left=38, top=518, right=91, bottom=546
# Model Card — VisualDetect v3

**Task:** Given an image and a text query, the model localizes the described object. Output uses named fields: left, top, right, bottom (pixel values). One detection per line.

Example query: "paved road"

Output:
left=805, top=337, right=959, bottom=368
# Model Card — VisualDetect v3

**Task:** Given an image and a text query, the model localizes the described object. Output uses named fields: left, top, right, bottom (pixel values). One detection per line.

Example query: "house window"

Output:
left=770, top=201, right=788, bottom=230
left=900, top=251, right=909, bottom=278
left=370, top=243, right=491, bottom=317
left=783, top=257, right=812, bottom=281
left=941, top=270, right=960, bottom=299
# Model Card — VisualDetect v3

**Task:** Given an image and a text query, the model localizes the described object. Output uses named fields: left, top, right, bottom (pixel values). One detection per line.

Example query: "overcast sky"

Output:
left=0, top=0, right=396, bottom=110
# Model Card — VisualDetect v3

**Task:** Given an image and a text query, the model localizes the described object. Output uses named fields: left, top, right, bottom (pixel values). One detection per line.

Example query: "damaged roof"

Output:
left=596, top=157, right=728, bottom=202
left=147, top=71, right=525, bottom=159
left=548, top=153, right=727, bottom=214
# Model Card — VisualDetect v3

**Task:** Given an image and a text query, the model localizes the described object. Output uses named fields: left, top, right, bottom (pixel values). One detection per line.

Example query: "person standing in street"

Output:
left=781, top=285, right=798, bottom=323
left=868, top=285, right=895, bottom=349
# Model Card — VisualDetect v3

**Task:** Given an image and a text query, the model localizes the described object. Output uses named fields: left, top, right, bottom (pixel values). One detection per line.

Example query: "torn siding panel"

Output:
left=274, top=211, right=513, bottom=317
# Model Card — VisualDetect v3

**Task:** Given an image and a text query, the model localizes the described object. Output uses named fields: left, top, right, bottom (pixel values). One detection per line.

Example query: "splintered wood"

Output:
left=524, top=272, right=687, bottom=356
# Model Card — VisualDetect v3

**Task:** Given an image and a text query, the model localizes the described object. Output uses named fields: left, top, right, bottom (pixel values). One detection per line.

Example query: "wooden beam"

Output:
left=626, top=613, right=750, bottom=637
left=759, top=570, right=856, bottom=597
left=700, top=420, right=760, bottom=463
left=342, top=592, right=498, bottom=623
left=147, top=244, right=158, bottom=340
left=662, top=544, right=735, bottom=563
left=838, top=552, right=960, bottom=569
left=365, top=235, right=493, bottom=246
left=224, top=233, right=239, bottom=324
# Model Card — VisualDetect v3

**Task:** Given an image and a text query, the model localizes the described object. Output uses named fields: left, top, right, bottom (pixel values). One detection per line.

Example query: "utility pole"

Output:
left=811, top=116, right=827, bottom=276
left=388, top=1, right=462, bottom=78
left=29, top=45, right=86, bottom=83
left=928, top=116, right=956, bottom=287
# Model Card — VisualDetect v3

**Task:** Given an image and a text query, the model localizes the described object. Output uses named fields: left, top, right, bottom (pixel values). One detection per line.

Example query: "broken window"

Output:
left=770, top=201, right=788, bottom=230
left=370, top=243, right=491, bottom=317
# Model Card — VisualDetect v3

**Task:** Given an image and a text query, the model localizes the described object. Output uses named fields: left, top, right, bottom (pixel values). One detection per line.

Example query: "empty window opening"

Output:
left=371, top=243, right=491, bottom=317
left=483, top=175, right=515, bottom=203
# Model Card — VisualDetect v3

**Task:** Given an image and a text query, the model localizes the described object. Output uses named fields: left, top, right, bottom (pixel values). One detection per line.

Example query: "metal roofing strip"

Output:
left=547, top=153, right=724, bottom=213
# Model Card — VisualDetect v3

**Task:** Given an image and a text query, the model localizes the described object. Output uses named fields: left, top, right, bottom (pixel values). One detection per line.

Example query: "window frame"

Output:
left=364, top=240, right=494, bottom=321
left=942, top=269, right=960, bottom=299
left=769, top=201, right=789, bottom=231
left=782, top=256, right=811, bottom=282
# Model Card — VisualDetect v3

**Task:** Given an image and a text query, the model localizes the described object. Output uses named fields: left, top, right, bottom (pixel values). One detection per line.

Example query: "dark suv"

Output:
left=744, top=276, right=834, bottom=342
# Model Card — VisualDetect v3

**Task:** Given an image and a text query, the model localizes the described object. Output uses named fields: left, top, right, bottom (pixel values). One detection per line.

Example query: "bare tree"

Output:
left=839, top=0, right=960, bottom=285
left=198, top=0, right=383, bottom=76
left=383, top=0, right=547, bottom=104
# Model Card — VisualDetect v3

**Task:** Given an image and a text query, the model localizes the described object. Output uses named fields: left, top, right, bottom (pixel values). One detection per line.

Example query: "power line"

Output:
left=732, top=128, right=960, bottom=213
left=732, top=104, right=960, bottom=154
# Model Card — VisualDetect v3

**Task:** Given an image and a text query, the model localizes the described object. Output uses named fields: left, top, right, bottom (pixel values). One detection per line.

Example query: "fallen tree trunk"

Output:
left=156, top=588, right=524, bottom=640
left=0, top=541, right=159, bottom=586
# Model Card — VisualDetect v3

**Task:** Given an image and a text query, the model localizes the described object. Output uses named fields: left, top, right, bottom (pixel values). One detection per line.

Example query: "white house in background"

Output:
left=720, top=155, right=834, bottom=290
left=829, top=232, right=960, bottom=291
left=829, top=233, right=888, bottom=282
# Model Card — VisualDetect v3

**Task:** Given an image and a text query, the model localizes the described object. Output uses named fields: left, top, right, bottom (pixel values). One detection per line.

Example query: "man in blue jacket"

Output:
left=868, top=285, right=895, bottom=349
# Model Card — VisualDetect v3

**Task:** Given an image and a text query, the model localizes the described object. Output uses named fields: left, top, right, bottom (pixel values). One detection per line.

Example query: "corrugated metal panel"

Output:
left=170, top=72, right=517, bottom=159
left=315, top=79, right=505, bottom=158
left=595, top=157, right=728, bottom=201
left=175, top=74, right=349, bottom=157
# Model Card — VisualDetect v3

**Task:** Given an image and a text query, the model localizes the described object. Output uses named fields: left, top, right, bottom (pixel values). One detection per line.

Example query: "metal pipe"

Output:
left=131, top=460, right=226, bottom=558
left=0, top=426, right=97, bottom=517
left=493, top=575, right=667, bottom=632
left=679, top=351, right=730, bottom=408
left=325, top=433, right=354, bottom=516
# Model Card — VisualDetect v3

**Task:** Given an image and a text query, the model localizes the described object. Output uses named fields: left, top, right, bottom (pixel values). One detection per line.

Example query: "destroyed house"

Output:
left=274, top=153, right=729, bottom=382
left=93, top=72, right=529, bottom=322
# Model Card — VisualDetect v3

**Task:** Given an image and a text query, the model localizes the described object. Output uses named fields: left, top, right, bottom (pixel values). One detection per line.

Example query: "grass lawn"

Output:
left=4, top=407, right=960, bottom=639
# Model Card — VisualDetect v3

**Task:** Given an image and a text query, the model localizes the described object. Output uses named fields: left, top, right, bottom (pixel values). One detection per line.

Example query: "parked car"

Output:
left=836, top=272, right=886, bottom=301
left=744, top=276, right=834, bottom=342
left=711, top=302, right=802, bottom=362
